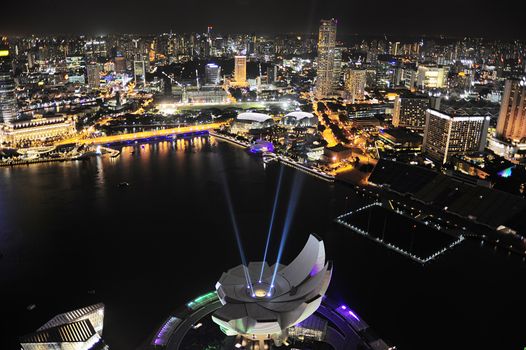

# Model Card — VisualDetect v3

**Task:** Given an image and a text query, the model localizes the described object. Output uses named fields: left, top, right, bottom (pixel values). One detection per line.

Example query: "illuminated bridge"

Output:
left=56, top=122, right=225, bottom=146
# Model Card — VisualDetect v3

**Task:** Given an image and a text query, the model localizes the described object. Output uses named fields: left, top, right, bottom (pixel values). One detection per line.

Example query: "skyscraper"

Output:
left=344, top=69, right=367, bottom=103
left=233, top=55, right=247, bottom=86
left=86, top=63, right=101, bottom=89
left=0, top=38, right=17, bottom=124
left=392, top=94, right=430, bottom=130
left=332, top=47, right=342, bottom=90
left=205, top=63, right=221, bottom=85
left=267, top=65, right=278, bottom=84
left=422, top=109, right=490, bottom=164
left=133, top=56, right=147, bottom=86
left=496, top=79, right=526, bottom=142
left=315, top=19, right=337, bottom=99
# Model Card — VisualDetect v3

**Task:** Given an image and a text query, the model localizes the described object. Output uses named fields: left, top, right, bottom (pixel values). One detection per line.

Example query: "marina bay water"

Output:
left=0, top=135, right=525, bottom=350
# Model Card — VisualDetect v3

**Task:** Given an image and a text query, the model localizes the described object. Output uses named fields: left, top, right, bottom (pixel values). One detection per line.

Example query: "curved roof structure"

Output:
left=284, top=111, right=316, bottom=120
left=212, top=234, right=332, bottom=345
left=237, top=112, right=273, bottom=122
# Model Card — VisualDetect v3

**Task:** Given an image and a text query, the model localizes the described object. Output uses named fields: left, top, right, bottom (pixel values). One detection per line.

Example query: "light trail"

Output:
left=269, top=172, right=304, bottom=293
left=258, top=165, right=285, bottom=283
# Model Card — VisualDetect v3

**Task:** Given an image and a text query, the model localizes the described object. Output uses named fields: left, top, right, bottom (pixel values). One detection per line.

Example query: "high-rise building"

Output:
left=0, top=38, right=17, bottom=124
left=114, top=56, right=127, bottom=73
left=422, top=109, right=490, bottom=164
left=496, top=79, right=526, bottom=142
left=332, top=47, right=342, bottom=90
left=417, top=65, right=448, bottom=89
left=344, top=69, right=367, bottom=103
left=133, top=57, right=147, bottom=86
left=205, top=63, right=221, bottom=85
left=392, top=94, right=430, bottom=130
left=86, top=63, right=101, bottom=89
left=315, top=19, right=337, bottom=99
left=267, top=65, right=277, bottom=84
left=233, top=55, right=247, bottom=86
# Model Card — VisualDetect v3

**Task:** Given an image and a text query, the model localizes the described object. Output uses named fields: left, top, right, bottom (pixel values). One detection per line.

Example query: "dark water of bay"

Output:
left=0, top=135, right=524, bottom=350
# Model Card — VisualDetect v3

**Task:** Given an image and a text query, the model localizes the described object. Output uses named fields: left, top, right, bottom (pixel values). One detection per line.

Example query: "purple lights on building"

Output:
left=337, top=304, right=360, bottom=322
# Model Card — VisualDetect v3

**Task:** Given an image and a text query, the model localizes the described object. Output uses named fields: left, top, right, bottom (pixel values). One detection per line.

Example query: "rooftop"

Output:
left=237, top=112, right=273, bottom=122
left=284, top=111, right=316, bottom=120
left=369, top=159, right=526, bottom=231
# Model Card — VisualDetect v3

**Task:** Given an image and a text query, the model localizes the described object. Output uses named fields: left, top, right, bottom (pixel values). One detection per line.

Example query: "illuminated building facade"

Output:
left=315, top=19, right=337, bottom=99
left=392, top=94, right=430, bottom=130
left=133, top=57, right=148, bottom=86
left=417, top=65, right=448, bottom=89
left=114, top=56, right=127, bottom=73
left=281, top=111, right=317, bottom=128
left=422, top=109, right=490, bottom=164
left=233, top=55, right=247, bottom=86
left=212, top=235, right=332, bottom=346
left=344, top=69, right=367, bottom=103
left=0, top=38, right=17, bottom=124
left=86, top=63, right=101, bottom=89
left=0, top=115, right=76, bottom=147
left=332, top=47, right=342, bottom=90
left=496, top=79, right=526, bottom=142
left=185, top=86, right=228, bottom=104
left=20, top=303, right=106, bottom=350
left=205, top=63, right=221, bottom=85
left=230, top=112, right=274, bottom=134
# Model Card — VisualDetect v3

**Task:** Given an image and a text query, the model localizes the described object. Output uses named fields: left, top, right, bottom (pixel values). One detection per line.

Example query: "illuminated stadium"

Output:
left=281, top=111, right=318, bottom=128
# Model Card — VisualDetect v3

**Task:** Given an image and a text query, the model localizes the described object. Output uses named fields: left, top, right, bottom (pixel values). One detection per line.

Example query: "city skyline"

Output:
left=2, top=7, right=526, bottom=350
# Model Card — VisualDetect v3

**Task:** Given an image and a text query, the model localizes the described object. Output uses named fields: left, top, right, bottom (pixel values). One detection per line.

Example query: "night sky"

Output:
left=2, top=0, right=525, bottom=39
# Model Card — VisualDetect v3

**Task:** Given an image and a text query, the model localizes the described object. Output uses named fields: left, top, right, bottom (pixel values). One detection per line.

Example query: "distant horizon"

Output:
left=2, top=30, right=524, bottom=43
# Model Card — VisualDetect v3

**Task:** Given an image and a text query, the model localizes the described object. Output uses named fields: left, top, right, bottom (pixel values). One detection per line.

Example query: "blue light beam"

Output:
left=258, top=165, right=285, bottom=283
left=220, top=171, right=254, bottom=294
left=269, top=172, right=304, bottom=293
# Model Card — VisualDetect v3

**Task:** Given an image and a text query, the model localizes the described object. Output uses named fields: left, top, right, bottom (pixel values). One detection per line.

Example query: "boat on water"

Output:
left=118, top=182, right=129, bottom=188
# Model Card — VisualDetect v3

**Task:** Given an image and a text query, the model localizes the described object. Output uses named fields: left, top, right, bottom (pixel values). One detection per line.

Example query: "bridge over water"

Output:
left=55, top=122, right=225, bottom=146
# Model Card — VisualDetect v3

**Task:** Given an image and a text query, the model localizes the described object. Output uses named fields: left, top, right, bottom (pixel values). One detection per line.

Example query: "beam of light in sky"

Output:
left=219, top=168, right=254, bottom=293
left=269, top=172, right=304, bottom=293
left=258, top=165, right=285, bottom=283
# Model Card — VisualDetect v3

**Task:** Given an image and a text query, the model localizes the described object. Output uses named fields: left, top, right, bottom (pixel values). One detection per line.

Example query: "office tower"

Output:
left=205, top=63, right=221, bottom=85
left=86, top=63, right=101, bottom=89
left=267, top=64, right=277, bottom=84
left=332, top=47, right=342, bottom=90
left=315, top=19, right=337, bottom=98
left=417, top=65, right=448, bottom=89
left=344, top=69, right=367, bottom=103
left=114, top=56, right=126, bottom=73
left=133, top=56, right=147, bottom=86
left=422, top=109, right=490, bottom=164
left=390, top=41, right=401, bottom=56
left=0, top=38, right=17, bottom=124
left=392, top=94, right=430, bottom=130
left=234, top=55, right=247, bottom=86
left=20, top=303, right=106, bottom=350
left=496, top=79, right=526, bottom=142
